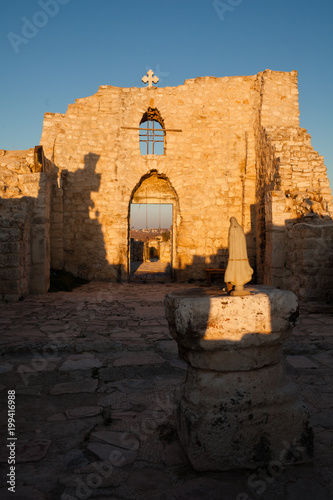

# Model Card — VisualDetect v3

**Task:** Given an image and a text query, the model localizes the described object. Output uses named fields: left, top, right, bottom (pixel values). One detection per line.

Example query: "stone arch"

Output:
left=128, top=170, right=181, bottom=277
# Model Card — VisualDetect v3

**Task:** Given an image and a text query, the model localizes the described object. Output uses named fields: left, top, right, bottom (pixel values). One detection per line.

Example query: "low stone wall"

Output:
left=255, top=125, right=332, bottom=285
left=130, top=239, right=144, bottom=261
left=0, top=199, right=32, bottom=301
left=159, top=240, right=171, bottom=263
left=0, top=148, right=53, bottom=300
left=285, top=218, right=333, bottom=302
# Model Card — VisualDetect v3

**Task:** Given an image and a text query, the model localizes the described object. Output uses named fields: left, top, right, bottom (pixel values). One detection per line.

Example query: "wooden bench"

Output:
left=204, top=268, right=226, bottom=286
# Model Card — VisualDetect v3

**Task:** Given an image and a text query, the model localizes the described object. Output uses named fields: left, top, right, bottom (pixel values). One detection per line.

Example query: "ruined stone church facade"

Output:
left=1, top=69, right=332, bottom=301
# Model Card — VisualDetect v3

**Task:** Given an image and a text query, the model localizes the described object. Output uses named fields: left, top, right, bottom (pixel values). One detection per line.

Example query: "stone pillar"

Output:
left=164, top=286, right=313, bottom=471
left=264, top=191, right=291, bottom=289
left=30, top=172, right=51, bottom=294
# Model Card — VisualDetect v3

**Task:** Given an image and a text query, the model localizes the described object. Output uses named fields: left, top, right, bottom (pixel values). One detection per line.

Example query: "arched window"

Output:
left=139, top=108, right=165, bottom=155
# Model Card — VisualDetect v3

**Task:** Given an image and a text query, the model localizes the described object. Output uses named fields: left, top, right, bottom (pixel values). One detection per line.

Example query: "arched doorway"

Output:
left=128, top=171, right=180, bottom=279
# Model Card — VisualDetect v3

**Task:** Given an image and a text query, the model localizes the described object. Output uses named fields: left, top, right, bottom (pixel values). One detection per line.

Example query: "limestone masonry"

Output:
left=165, top=287, right=313, bottom=470
left=0, top=69, right=332, bottom=300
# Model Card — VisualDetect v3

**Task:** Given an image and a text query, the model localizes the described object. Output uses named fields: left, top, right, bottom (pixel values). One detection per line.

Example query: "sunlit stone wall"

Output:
left=0, top=149, right=52, bottom=300
left=10, top=69, right=333, bottom=289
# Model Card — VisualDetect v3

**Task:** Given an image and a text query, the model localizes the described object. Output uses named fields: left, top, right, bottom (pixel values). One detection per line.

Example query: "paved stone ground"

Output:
left=0, top=281, right=332, bottom=500
left=130, top=261, right=172, bottom=282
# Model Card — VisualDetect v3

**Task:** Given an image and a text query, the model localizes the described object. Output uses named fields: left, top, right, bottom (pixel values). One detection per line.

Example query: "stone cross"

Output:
left=142, top=69, right=159, bottom=88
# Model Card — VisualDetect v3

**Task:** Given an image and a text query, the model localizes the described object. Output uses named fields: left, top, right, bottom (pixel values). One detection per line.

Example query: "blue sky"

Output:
left=1, top=0, right=332, bottom=197
left=131, top=204, right=173, bottom=230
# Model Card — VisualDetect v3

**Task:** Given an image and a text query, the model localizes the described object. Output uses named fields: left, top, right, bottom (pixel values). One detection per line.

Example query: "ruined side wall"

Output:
left=159, top=241, right=171, bottom=263
left=0, top=149, right=52, bottom=300
left=41, top=75, right=259, bottom=280
left=0, top=200, right=32, bottom=301
left=254, top=71, right=333, bottom=288
left=285, top=220, right=333, bottom=302
left=254, top=70, right=300, bottom=282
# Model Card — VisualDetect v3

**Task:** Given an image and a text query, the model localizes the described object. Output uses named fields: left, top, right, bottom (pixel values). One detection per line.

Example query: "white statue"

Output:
left=224, top=217, right=253, bottom=296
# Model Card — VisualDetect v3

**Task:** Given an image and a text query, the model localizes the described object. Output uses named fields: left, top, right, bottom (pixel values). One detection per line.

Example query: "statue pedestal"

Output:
left=164, top=286, right=313, bottom=471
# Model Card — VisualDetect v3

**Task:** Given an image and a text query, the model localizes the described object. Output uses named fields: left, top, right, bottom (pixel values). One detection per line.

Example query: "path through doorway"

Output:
left=128, top=172, right=179, bottom=282
left=129, top=203, right=173, bottom=281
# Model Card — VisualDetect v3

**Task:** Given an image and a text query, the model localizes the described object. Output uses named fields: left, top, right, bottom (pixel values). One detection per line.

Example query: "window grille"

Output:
left=139, top=108, right=165, bottom=155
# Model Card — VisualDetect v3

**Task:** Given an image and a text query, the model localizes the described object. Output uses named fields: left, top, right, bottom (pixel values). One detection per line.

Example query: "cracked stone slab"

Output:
left=59, top=358, right=102, bottom=371
left=87, top=442, right=137, bottom=466
left=75, top=340, right=123, bottom=352
left=15, top=386, right=43, bottom=396
left=98, top=392, right=131, bottom=410
left=311, top=353, right=333, bottom=368
left=60, top=463, right=128, bottom=488
left=63, top=449, right=90, bottom=470
left=103, top=378, right=154, bottom=393
left=170, top=478, right=246, bottom=500
left=65, top=406, right=103, bottom=419
left=50, top=379, right=98, bottom=395
left=0, top=439, right=52, bottom=463
left=161, top=440, right=189, bottom=466
left=285, top=477, right=329, bottom=500
left=155, top=340, right=178, bottom=353
left=91, top=430, right=140, bottom=451
left=111, top=410, right=139, bottom=419
left=40, top=322, right=68, bottom=333
left=0, top=362, right=14, bottom=373
left=112, top=352, right=165, bottom=367
left=67, top=352, right=97, bottom=360
left=170, top=358, right=187, bottom=370
left=47, top=413, right=66, bottom=422
left=127, top=468, right=171, bottom=491
left=286, top=355, right=319, bottom=369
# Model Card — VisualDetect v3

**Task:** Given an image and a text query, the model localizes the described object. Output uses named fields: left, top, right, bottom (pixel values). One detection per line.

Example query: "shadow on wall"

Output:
left=52, top=152, right=333, bottom=299
left=60, top=153, right=125, bottom=282
left=265, top=216, right=333, bottom=303
left=0, top=147, right=52, bottom=301
left=176, top=249, right=257, bottom=287
left=175, top=211, right=257, bottom=286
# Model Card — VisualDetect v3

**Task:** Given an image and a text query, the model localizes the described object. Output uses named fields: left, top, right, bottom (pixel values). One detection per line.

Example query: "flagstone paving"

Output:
left=0, top=282, right=332, bottom=499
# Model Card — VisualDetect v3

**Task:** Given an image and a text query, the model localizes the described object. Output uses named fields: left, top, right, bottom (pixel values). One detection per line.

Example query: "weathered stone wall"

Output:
left=38, top=69, right=332, bottom=286
left=50, top=169, right=64, bottom=270
left=0, top=149, right=52, bottom=300
left=254, top=70, right=332, bottom=286
left=2, top=69, right=331, bottom=299
left=40, top=72, right=271, bottom=281
left=130, top=239, right=144, bottom=262
left=0, top=199, right=32, bottom=301
left=285, top=219, right=333, bottom=302
left=262, top=191, right=333, bottom=302
left=159, top=240, right=171, bottom=263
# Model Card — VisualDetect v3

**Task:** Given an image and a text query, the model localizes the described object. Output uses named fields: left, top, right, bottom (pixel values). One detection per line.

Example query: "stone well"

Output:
left=164, top=286, right=313, bottom=471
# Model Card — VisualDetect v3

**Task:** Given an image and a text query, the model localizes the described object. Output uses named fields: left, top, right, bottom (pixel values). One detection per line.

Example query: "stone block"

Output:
left=0, top=267, right=20, bottom=280
left=31, top=236, right=46, bottom=265
left=165, top=286, right=312, bottom=471
left=286, top=355, right=318, bottom=369
left=293, top=224, right=322, bottom=239
left=0, top=253, right=20, bottom=267
left=0, top=242, right=20, bottom=255
left=30, top=266, right=48, bottom=294
left=0, top=280, right=18, bottom=294
left=165, top=286, right=298, bottom=368
left=177, top=364, right=312, bottom=471
left=2, top=293, right=20, bottom=302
